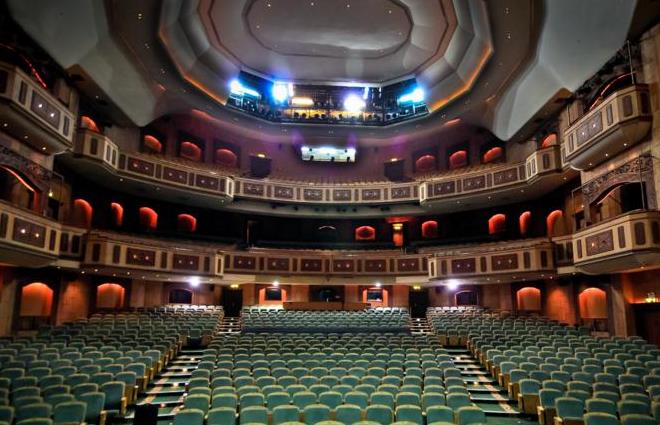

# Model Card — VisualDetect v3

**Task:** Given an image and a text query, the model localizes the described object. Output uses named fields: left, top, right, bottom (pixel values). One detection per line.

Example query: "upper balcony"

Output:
left=563, top=85, right=651, bottom=170
left=72, top=129, right=234, bottom=202
left=572, top=210, right=660, bottom=274
left=0, top=62, right=75, bottom=153
left=419, top=146, right=566, bottom=207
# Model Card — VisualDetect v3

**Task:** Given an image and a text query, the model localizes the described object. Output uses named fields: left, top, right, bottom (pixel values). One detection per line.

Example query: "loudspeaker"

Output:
left=384, top=159, right=405, bottom=181
left=134, top=403, right=158, bottom=425
left=250, top=155, right=272, bottom=178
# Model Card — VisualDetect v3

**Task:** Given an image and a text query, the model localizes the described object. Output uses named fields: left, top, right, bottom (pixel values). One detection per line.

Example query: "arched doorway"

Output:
left=96, top=283, right=125, bottom=310
left=169, top=288, right=193, bottom=304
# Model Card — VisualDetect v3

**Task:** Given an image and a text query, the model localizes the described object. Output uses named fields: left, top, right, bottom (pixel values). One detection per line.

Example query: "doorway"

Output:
left=169, top=289, right=193, bottom=304
left=456, top=290, right=478, bottom=306
left=409, top=288, right=429, bottom=318
left=222, top=287, right=243, bottom=317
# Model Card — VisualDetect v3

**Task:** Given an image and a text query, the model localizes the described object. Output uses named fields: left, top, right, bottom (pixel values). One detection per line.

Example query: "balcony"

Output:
left=573, top=210, right=660, bottom=274
left=83, top=231, right=224, bottom=277
left=563, top=85, right=652, bottom=170
left=0, top=201, right=84, bottom=267
left=72, top=129, right=234, bottom=202
left=0, top=62, right=75, bottom=153
left=420, top=146, right=566, bottom=207
left=427, top=239, right=555, bottom=281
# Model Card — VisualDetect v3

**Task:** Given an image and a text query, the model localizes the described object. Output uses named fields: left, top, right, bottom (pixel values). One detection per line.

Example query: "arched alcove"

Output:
left=139, top=207, right=158, bottom=231
left=180, top=141, right=202, bottom=162
left=455, top=290, right=478, bottom=306
left=355, top=225, right=376, bottom=241
left=110, top=202, right=124, bottom=227
left=177, top=214, right=197, bottom=233
left=541, top=133, right=557, bottom=148
left=72, top=199, right=93, bottom=228
left=0, top=165, right=38, bottom=210
left=415, top=154, right=436, bottom=172
left=20, top=282, right=53, bottom=317
left=80, top=116, right=101, bottom=133
left=519, top=211, right=531, bottom=236
left=516, top=287, right=541, bottom=311
left=215, top=148, right=238, bottom=168
left=143, top=135, right=163, bottom=153
left=448, top=150, right=468, bottom=170
left=421, top=220, right=438, bottom=239
left=482, top=147, right=503, bottom=164
left=488, top=214, right=506, bottom=235
left=96, top=283, right=125, bottom=309
left=579, top=287, right=608, bottom=319
left=546, top=210, right=564, bottom=237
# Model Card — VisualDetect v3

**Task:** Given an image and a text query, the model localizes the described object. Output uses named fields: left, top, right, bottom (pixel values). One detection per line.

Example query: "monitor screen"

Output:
left=265, top=287, right=282, bottom=301
left=367, top=289, right=383, bottom=302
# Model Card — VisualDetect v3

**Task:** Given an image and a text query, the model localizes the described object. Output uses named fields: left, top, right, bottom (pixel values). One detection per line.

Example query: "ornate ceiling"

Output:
left=6, top=0, right=644, bottom=144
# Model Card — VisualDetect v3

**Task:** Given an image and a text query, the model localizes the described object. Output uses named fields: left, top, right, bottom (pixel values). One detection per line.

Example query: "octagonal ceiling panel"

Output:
left=160, top=0, right=493, bottom=108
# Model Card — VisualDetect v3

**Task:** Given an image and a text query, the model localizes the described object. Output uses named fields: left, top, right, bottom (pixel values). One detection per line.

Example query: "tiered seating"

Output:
left=433, top=309, right=660, bottom=425
left=0, top=304, right=223, bottom=425
left=241, top=307, right=410, bottom=332
left=170, top=332, right=490, bottom=425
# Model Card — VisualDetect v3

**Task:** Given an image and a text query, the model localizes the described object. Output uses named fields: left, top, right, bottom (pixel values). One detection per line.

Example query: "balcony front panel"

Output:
left=428, top=239, right=555, bottom=279
left=573, top=210, right=660, bottom=274
left=563, top=85, right=652, bottom=170
left=420, top=146, right=562, bottom=204
left=83, top=231, right=224, bottom=277
left=0, top=62, right=75, bottom=152
left=223, top=250, right=427, bottom=277
left=233, top=177, right=419, bottom=205
left=0, top=202, right=84, bottom=266
left=74, top=129, right=234, bottom=200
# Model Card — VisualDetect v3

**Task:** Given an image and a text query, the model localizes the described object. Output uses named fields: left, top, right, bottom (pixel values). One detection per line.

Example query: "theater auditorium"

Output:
left=0, top=1, right=659, bottom=425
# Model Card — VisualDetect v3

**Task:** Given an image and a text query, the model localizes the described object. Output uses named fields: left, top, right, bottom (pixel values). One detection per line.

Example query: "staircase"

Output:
left=409, top=317, right=434, bottom=335
left=125, top=348, right=204, bottom=424
left=217, top=316, right=242, bottom=334
left=444, top=346, right=538, bottom=423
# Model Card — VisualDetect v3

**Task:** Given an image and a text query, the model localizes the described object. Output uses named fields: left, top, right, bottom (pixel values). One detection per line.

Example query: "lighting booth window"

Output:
left=265, top=287, right=283, bottom=301
left=367, top=289, right=383, bottom=302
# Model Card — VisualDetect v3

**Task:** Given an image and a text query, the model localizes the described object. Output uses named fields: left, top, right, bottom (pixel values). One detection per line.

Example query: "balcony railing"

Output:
left=74, top=129, right=234, bottom=200
left=420, top=146, right=563, bottom=204
left=572, top=210, right=660, bottom=274
left=83, top=231, right=224, bottom=277
left=563, top=85, right=652, bottom=170
left=427, top=239, right=555, bottom=280
left=0, top=201, right=85, bottom=266
left=73, top=132, right=567, bottom=210
left=0, top=62, right=75, bottom=152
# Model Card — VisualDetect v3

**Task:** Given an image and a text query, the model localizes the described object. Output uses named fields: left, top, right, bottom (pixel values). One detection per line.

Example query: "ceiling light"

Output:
left=343, top=94, right=365, bottom=112
left=272, top=280, right=280, bottom=287
left=446, top=279, right=460, bottom=290
left=291, top=97, right=314, bottom=107
left=189, top=276, right=200, bottom=287
left=375, top=282, right=382, bottom=288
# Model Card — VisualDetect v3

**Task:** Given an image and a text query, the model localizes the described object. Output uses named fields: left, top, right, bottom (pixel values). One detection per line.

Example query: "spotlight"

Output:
left=272, top=280, right=280, bottom=287
left=398, top=87, right=425, bottom=104
left=343, top=94, right=366, bottom=112
left=445, top=279, right=460, bottom=291
left=272, top=83, right=289, bottom=103
left=229, top=79, right=260, bottom=97
left=189, top=276, right=200, bottom=287
left=375, top=282, right=382, bottom=288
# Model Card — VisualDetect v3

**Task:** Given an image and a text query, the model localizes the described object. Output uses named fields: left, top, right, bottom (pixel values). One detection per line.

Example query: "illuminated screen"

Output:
left=265, top=288, right=282, bottom=301
left=301, top=146, right=356, bottom=162
left=367, top=289, right=383, bottom=301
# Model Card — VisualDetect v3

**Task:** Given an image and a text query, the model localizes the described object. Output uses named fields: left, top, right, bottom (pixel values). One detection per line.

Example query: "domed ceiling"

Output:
left=6, top=0, right=642, bottom=143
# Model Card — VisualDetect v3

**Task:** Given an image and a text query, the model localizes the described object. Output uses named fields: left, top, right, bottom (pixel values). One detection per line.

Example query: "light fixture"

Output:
left=272, top=280, right=280, bottom=287
left=189, top=276, right=200, bottom=287
left=256, top=153, right=266, bottom=158
left=398, top=87, right=425, bottom=104
left=229, top=79, right=260, bottom=97
left=291, top=97, right=314, bottom=107
left=230, top=284, right=240, bottom=289
left=272, top=83, right=290, bottom=103
left=343, top=94, right=366, bottom=112
left=375, top=282, right=382, bottom=288
left=445, top=279, right=460, bottom=290
left=412, top=285, right=421, bottom=290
